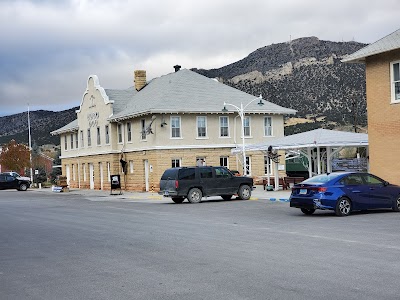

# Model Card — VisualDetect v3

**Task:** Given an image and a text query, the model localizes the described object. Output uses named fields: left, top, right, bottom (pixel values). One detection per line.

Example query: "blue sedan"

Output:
left=290, top=172, right=400, bottom=216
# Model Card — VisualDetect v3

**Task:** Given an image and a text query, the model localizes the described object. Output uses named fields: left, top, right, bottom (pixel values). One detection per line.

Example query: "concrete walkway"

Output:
left=31, top=185, right=292, bottom=203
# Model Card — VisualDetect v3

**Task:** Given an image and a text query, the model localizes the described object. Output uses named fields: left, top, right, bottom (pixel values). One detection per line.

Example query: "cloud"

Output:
left=0, top=0, right=398, bottom=116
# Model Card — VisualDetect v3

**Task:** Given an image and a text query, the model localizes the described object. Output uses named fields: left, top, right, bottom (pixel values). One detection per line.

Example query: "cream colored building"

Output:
left=52, top=67, right=296, bottom=191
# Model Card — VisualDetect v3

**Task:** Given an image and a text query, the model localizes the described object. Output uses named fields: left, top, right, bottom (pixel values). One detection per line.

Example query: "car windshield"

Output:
left=302, top=173, right=343, bottom=184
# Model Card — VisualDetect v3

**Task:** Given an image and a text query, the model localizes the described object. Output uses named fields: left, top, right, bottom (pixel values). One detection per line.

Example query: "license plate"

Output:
left=163, top=191, right=169, bottom=196
left=299, top=189, right=307, bottom=195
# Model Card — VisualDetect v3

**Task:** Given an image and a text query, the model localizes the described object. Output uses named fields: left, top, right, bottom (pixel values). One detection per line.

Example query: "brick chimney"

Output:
left=134, top=70, right=146, bottom=91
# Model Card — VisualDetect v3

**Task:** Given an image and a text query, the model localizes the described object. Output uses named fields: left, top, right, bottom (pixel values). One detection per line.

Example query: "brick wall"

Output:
left=366, top=49, right=400, bottom=184
left=61, top=148, right=285, bottom=191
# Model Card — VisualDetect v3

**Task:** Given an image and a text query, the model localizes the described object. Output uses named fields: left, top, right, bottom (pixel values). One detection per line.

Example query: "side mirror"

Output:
left=384, top=181, right=389, bottom=186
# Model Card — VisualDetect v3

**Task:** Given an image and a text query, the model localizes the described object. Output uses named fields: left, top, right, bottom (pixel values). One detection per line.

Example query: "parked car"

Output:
left=2, top=171, right=31, bottom=181
left=159, top=166, right=253, bottom=203
left=290, top=172, right=400, bottom=216
left=0, top=173, right=31, bottom=191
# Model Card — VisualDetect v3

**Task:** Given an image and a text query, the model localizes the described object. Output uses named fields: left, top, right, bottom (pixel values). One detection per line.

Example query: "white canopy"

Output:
left=234, top=128, right=368, bottom=153
left=232, top=129, right=369, bottom=190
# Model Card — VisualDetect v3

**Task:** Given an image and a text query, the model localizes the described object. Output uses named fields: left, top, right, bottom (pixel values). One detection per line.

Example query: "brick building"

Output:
left=343, top=29, right=400, bottom=184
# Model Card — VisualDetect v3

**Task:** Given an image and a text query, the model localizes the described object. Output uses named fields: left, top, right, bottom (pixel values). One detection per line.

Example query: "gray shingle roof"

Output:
left=342, top=28, right=400, bottom=63
left=51, top=119, right=78, bottom=135
left=105, top=87, right=137, bottom=115
left=109, top=69, right=296, bottom=121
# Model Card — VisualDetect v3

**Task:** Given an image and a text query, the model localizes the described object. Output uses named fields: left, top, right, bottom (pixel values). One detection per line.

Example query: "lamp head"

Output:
left=222, top=106, right=228, bottom=112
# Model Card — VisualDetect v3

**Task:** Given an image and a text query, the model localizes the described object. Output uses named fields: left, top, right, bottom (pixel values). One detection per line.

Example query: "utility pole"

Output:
left=28, top=104, right=33, bottom=183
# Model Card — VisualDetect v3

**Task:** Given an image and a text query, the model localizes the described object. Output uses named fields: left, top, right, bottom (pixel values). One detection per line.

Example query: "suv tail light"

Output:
left=175, top=180, right=179, bottom=189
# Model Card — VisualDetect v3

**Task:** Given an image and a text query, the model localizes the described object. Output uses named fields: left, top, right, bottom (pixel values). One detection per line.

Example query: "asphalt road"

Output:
left=1, top=190, right=399, bottom=300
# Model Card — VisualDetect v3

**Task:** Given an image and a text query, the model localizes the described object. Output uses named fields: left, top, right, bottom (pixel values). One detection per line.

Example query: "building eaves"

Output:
left=342, top=28, right=400, bottom=63
left=50, top=119, right=78, bottom=135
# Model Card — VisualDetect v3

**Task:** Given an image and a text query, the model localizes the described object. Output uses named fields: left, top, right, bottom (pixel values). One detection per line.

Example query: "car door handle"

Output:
left=351, top=190, right=361, bottom=193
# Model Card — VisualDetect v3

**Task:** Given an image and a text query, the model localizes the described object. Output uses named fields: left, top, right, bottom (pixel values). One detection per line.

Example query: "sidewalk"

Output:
left=31, top=185, right=292, bottom=202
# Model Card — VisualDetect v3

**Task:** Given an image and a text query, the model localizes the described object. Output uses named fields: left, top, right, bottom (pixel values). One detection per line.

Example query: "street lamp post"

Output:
left=222, top=95, right=264, bottom=176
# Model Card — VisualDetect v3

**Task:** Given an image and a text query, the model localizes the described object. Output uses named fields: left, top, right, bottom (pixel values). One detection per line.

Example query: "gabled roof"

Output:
left=51, top=119, right=78, bottom=135
left=237, top=128, right=368, bottom=152
left=105, top=87, right=137, bottom=115
left=109, top=69, right=296, bottom=121
left=342, top=28, right=400, bottom=63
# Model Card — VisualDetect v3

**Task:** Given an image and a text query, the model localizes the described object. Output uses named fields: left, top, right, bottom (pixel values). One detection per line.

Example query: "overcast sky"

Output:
left=0, top=0, right=398, bottom=117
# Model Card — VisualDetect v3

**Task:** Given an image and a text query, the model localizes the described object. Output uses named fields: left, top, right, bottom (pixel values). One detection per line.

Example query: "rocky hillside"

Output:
left=192, top=37, right=367, bottom=134
left=0, top=107, right=78, bottom=146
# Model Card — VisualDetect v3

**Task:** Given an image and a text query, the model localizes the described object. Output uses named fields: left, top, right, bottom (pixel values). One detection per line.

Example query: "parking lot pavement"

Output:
left=31, top=185, right=292, bottom=202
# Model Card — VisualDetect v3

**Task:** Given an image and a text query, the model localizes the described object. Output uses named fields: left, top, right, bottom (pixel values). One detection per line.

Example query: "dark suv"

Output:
left=0, top=173, right=31, bottom=191
left=159, top=166, right=253, bottom=203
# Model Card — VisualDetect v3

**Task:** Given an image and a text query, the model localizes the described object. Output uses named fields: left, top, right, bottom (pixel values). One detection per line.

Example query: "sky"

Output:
left=0, top=0, right=398, bottom=117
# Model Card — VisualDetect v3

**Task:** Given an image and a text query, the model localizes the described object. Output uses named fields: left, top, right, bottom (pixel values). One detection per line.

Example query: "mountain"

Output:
left=0, top=107, right=78, bottom=147
left=192, top=36, right=367, bottom=134
left=0, top=37, right=368, bottom=146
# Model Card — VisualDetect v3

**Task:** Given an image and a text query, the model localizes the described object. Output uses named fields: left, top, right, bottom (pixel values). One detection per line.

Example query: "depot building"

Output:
left=51, top=67, right=295, bottom=191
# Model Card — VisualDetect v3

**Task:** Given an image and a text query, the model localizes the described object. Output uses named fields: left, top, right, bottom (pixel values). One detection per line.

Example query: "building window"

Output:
left=117, top=124, right=123, bottom=143
left=220, top=156, right=228, bottom=168
left=197, top=116, right=207, bottom=138
left=141, top=119, right=146, bottom=140
left=64, top=135, right=68, bottom=150
left=129, top=160, right=134, bottom=173
left=127, top=122, right=132, bottom=142
left=391, top=61, right=400, bottom=102
left=70, top=134, right=74, bottom=149
left=264, top=117, right=272, bottom=136
left=220, top=116, right=229, bottom=137
left=105, top=125, right=109, bottom=144
left=97, top=127, right=101, bottom=145
left=264, top=156, right=273, bottom=175
left=172, top=159, right=181, bottom=168
left=75, top=132, right=78, bottom=148
left=171, top=116, right=181, bottom=138
left=88, top=128, right=92, bottom=147
left=243, top=116, right=251, bottom=137
left=80, top=130, right=84, bottom=148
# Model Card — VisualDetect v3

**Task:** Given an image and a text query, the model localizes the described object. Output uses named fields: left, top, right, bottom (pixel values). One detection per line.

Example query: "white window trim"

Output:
left=263, top=116, right=273, bottom=137
left=87, top=129, right=92, bottom=147
left=170, top=116, right=182, bottom=139
left=264, top=156, right=274, bottom=176
left=97, top=126, right=101, bottom=146
left=390, top=60, right=400, bottom=103
left=105, top=125, right=110, bottom=145
left=172, top=158, right=182, bottom=168
left=220, top=156, right=229, bottom=168
left=219, top=116, right=230, bottom=138
left=107, top=162, right=111, bottom=181
left=242, top=116, right=252, bottom=138
left=196, top=116, right=208, bottom=139
left=75, top=132, right=78, bottom=149
left=141, top=119, right=147, bottom=141
left=117, top=123, right=124, bottom=144
left=127, top=122, right=132, bottom=143
left=64, top=135, right=68, bottom=151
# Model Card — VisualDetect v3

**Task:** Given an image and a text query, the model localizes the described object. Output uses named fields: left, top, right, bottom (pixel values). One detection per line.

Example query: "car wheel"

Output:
left=187, top=188, right=202, bottom=203
left=19, top=183, right=28, bottom=191
left=238, top=185, right=251, bottom=200
left=172, top=197, right=184, bottom=204
left=221, top=195, right=232, bottom=201
left=393, top=196, right=400, bottom=212
left=335, top=197, right=351, bottom=216
left=301, top=208, right=315, bottom=215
